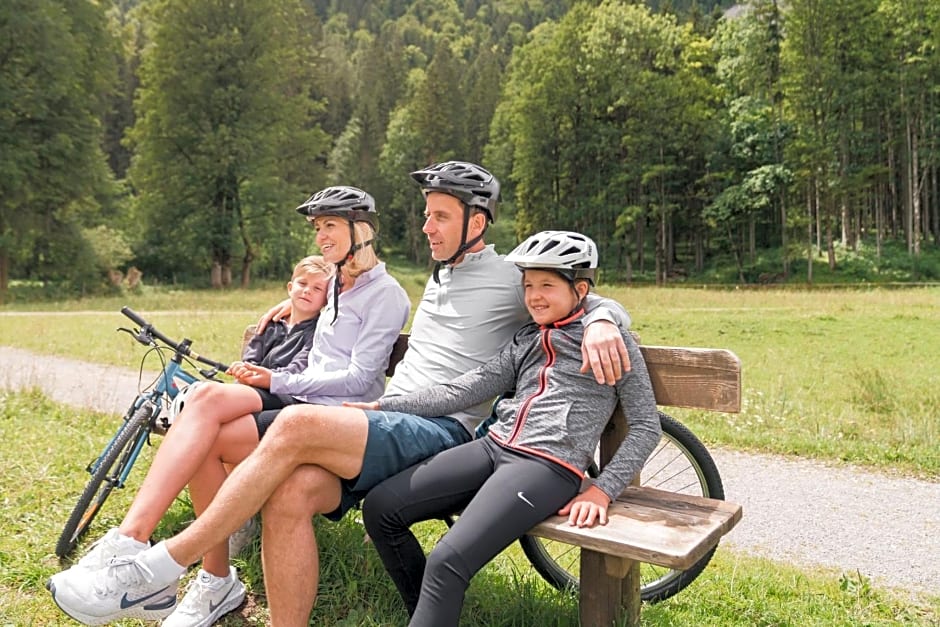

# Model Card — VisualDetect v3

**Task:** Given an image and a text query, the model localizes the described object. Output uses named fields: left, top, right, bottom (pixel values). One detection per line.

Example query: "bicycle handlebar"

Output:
left=120, top=306, right=230, bottom=372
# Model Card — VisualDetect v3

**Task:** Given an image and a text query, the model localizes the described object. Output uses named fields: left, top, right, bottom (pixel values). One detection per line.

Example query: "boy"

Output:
left=353, top=231, right=663, bottom=626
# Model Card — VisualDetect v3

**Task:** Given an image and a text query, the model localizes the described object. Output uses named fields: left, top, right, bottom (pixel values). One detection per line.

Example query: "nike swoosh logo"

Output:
left=517, top=491, right=534, bottom=508
left=208, top=581, right=237, bottom=614
left=120, top=586, right=175, bottom=609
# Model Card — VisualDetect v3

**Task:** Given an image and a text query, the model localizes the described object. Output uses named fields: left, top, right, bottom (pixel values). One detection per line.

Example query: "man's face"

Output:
left=421, top=192, right=467, bottom=261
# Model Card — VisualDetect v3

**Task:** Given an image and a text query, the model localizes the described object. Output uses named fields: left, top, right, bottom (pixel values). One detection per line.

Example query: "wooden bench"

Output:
left=243, top=328, right=742, bottom=626
left=387, top=334, right=742, bottom=627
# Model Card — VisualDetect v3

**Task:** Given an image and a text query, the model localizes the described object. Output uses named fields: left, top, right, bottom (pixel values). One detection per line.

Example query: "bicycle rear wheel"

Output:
left=519, top=411, right=724, bottom=602
left=54, top=402, right=154, bottom=558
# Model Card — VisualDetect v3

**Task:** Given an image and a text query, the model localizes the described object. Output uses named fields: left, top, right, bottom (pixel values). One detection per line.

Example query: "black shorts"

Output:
left=250, top=387, right=301, bottom=438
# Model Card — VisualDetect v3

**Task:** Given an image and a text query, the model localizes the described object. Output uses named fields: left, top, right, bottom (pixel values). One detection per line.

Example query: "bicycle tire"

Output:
left=519, top=411, right=724, bottom=602
left=54, top=402, right=153, bottom=558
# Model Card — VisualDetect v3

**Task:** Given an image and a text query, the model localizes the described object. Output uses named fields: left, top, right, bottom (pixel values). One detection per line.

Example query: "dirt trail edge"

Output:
left=1, top=345, right=937, bottom=598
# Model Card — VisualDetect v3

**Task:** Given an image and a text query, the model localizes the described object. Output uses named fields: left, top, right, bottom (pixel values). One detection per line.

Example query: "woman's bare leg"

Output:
left=117, top=382, right=263, bottom=542
left=187, top=414, right=260, bottom=577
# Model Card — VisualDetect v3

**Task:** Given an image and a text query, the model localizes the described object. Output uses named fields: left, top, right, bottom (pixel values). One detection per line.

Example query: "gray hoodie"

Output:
left=380, top=308, right=661, bottom=500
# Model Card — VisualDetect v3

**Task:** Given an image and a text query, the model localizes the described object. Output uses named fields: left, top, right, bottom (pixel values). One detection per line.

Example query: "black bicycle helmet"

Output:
left=410, top=161, right=500, bottom=222
left=296, top=185, right=378, bottom=324
left=410, top=161, right=500, bottom=281
left=296, top=185, right=378, bottom=228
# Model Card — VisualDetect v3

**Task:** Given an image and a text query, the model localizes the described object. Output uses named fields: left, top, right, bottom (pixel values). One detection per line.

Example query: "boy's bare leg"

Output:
left=261, top=465, right=342, bottom=627
left=163, top=404, right=369, bottom=567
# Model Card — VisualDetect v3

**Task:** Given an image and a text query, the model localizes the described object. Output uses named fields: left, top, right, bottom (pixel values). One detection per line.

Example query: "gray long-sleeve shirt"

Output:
left=380, top=309, right=661, bottom=500
left=384, top=245, right=633, bottom=434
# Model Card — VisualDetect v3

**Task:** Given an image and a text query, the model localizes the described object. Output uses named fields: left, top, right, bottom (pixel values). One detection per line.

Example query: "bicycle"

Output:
left=516, top=410, right=724, bottom=603
left=54, top=306, right=229, bottom=558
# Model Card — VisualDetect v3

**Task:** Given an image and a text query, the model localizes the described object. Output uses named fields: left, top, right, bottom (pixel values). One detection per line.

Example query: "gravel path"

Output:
left=1, top=345, right=937, bottom=598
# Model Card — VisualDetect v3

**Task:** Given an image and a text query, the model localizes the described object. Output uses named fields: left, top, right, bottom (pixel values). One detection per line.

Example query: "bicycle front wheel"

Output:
left=55, top=402, right=153, bottom=558
left=519, top=411, right=724, bottom=602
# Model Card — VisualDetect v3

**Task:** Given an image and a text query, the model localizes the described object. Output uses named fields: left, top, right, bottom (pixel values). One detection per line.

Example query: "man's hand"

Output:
left=557, top=485, right=611, bottom=528
left=256, top=298, right=292, bottom=333
left=231, top=363, right=273, bottom=388
left=580, top=320, right=630, bottom=385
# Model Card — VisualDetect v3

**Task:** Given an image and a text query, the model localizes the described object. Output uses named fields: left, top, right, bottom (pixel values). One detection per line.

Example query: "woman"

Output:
left=52, top=186, right=410, bottom=627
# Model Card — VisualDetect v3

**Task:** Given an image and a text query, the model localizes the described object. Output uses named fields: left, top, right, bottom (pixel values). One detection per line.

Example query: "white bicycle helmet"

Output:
left=505, top=230, right=598, bottom=285
left=159, top=380, right=207, bottom=433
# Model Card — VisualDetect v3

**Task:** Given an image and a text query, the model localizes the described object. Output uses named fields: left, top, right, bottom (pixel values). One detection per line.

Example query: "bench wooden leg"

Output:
left=579, top=550, right=641, bottom=626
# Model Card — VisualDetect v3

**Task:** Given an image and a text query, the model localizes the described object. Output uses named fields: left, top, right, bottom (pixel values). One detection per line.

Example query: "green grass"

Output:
left=2, top=277, right=938, bottom=477
left=0, top=390, right=936, bottom=625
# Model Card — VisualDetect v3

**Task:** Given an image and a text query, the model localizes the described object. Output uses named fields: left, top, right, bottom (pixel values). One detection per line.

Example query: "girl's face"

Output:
left=311, top=216, right=351, bottom=265
left=523, top=269, right=586, bottom=325
left=288, top=272, right=330, bottom=319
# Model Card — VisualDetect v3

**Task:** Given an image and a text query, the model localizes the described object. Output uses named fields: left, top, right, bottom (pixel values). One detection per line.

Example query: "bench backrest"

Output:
left=241, top=327, right=741, bottom=420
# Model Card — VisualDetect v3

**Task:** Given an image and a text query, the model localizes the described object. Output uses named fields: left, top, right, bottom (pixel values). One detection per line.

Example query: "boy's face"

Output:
left=288, top=272, right=330, bottom=320
left=523, top=269, right=585, bottom=326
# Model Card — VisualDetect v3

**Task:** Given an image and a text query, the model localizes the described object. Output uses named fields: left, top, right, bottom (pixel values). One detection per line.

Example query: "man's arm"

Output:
left=581, top=294, right=632, bottom=385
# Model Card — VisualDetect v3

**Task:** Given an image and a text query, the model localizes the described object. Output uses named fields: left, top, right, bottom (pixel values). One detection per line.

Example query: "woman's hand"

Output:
left=557, top=485, right=612, bottom=528
left=580, top=321, right=631, bottom=385
left=256, top=299, right=292, bottom=333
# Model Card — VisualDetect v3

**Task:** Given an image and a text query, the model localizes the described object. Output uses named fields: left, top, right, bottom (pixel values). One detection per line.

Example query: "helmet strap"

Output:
left=330, top=222, right=375, bottom=324
left=432, top=205, right=486, bottom=284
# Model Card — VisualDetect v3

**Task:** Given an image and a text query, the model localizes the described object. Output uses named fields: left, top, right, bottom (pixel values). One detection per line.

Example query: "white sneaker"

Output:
left=162, top=567, right=246, bottom=627
left=227, top=515, right=259, bottom=556
left=47, top=555, right=178, bottom=625
left=75, top=528, right=149, bottom=571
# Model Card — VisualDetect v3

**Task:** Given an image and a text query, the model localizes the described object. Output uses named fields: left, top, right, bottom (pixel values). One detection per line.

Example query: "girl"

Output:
left=353, top=230, right=662, bottom=626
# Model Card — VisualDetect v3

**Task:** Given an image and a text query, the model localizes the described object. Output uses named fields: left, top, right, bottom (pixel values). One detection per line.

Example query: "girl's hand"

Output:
left=343, top=401, right=380, bottom=410
left=557, top=485, right=611, bottom=528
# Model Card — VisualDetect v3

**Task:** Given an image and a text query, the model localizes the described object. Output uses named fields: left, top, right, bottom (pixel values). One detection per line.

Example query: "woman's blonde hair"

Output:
left=292, top=255, right=334, bottom=280
left=342, top=221, right=379, bottom=278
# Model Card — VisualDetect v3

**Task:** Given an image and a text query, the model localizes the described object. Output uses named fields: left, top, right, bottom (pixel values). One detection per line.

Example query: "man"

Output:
left=48, top=161, right=632, bottom=626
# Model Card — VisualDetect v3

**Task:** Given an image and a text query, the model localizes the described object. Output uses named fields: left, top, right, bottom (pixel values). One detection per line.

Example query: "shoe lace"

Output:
left=176, top=576, right=215, bottom=615
left=93, top=556, right=155, bottom=596
left=77, top=533, right=119, bottom=569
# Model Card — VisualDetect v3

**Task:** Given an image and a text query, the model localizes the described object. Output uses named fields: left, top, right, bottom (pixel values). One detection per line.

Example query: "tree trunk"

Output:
left=0, top=251, right=7, bottom=304
left=807, top=184, right=814, bottom=284
left=211, top=262, right=222, bottom=288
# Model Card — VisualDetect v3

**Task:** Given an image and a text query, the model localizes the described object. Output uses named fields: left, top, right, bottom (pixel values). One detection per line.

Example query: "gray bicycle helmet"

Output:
left=506, top=230, right=598, bottom=285
left=296, top=185, right=378, bottom=229
left=411, top=161, right=500, bottom=281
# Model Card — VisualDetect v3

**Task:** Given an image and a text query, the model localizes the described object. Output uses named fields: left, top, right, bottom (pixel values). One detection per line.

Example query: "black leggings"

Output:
left=362, top=436, right=581, bottom=627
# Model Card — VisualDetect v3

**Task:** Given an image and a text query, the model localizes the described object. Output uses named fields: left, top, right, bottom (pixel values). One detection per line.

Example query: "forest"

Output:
left=1, top=0, right=938, bottom=300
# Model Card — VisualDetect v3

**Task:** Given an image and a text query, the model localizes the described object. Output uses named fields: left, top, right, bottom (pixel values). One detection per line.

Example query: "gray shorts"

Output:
left=324, top=411, right=472, bottom=521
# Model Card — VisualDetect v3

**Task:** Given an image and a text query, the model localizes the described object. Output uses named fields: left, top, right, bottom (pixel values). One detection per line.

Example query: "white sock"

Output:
left=138, top=541, right=186, bottom=585
left=114, top=529, right=149, bottom=549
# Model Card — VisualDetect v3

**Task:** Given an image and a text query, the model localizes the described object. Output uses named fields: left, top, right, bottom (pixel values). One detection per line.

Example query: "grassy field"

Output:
left=0, top=391, right=936, bottom=626
left=1, top=275, right=938, bottom=624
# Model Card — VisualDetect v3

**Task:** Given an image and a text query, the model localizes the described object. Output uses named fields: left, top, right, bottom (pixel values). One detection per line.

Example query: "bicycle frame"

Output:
left=86, top=356, right=199, bottom=490
left=56, top=307, right=230, bottom=558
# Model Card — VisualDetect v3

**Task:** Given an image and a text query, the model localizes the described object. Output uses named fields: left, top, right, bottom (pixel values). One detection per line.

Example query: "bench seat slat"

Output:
left=528, top=486, right=742, bottom=570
